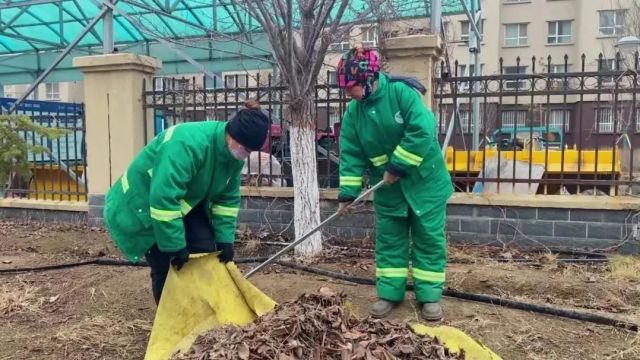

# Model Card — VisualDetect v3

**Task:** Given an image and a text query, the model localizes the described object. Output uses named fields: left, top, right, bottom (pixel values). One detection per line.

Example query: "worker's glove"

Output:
left=383, top=171, right=400, bottom=185
left=338, top=201, right=352, bottom=215
left=216, top=242, right=234, bottom=263
left=166, top=248, right=189, bottom=271
left=337, top=194, right=356, bottom=215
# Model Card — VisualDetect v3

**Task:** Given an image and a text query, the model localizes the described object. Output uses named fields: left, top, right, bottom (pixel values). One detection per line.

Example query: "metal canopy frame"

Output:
left=0, top=0, right=476, bottom=108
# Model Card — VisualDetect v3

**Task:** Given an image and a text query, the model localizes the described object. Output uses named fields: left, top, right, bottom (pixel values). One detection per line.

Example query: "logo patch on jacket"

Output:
left=394, top=111, right=404, bottom=124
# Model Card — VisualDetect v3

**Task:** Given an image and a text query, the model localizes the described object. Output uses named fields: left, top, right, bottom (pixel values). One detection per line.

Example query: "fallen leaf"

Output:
left=1, top=260, right=12, bottom=264
left=49, top=295, right=60, bottom=303
left=237, top=343, right=249, bottom=360
left=319, top=286, right=337, bottom=296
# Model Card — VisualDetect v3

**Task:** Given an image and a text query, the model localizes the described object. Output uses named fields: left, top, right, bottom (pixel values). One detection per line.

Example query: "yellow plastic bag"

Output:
left=144, top=253, right=277, bottom=360
left=412, top=324, right=503, bottom=360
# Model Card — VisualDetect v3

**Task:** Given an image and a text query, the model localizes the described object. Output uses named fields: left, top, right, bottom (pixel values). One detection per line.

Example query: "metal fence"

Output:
left=144, top=53, right=640, bottom=196
left=1, top=98, right=87, bottom=201
left=143, top=72, right=349, bottom=188
left=435, top=53, right=640, bottom=196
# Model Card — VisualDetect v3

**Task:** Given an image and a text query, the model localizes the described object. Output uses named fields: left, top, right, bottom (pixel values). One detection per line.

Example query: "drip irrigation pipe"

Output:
left=273, top=260, right=639, bottom=333
left=1, top=257, right=635, bottom=332
left=0, top=257, right=270, bottom=274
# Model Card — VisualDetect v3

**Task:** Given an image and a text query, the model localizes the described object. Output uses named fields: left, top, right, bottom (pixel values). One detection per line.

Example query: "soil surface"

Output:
left=0, top=219, right=639, bottom=360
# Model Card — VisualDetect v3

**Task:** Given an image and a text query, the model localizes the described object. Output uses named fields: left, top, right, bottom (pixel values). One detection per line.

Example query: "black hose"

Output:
left=2, top=256, right=636, bottom=332
left=0, top=256, right=270, bottom=274
left=274, top=260, right=639, bottom=333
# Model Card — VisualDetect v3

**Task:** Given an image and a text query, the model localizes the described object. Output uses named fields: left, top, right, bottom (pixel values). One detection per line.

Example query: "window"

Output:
left=548, top=109, right=570, bottom=132
left=45, top=83, right=60, bottom=101
left=458, top=64, right=484, bottom=76
left=550, top=64, right=569, bottom=73
left=362, top=26, right=378, bottom=47
left=635, top=109, right=640, bottom=133
left=204, top=74, right=223, bottom=89
left=598, top=58, right=618, bottom=84
left=330, top=33, right=351, bottom=52
left=504, top=23, right=528, bottom=46
left=327, top=71, right=337, bottom=85
left=224, top=75, right=247, bottom=89
left=501, top=110, right=527, bottom=127
left=596, top=108, right=622, bottom=133
left=460, top=19, right=484, bottom=42
left=599, top=10, right=626, bottom=37
left=503, top=66, right=527, bottom=90
left=504, top=0, right=529, bottom=3
left=457, top=110, right=483, bottom=133
left=548, top=21, right=572, bottom=44
left=153, top=77, right=190, bottom=91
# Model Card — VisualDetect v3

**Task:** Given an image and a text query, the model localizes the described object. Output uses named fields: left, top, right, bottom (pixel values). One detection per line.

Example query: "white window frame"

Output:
left=45, top=83, right=60, bottom=101
left=547, top=20, right=572, bottom=44
left=503, top=66, right=528, bottom=90
left=547, top=109, right=570, bottom=132
left=635, top=109, right=640, bottom=133
left=460, top=19, right=484, bottom=42
left=598, top=10, right=626, bottom=37
left=501, top=110, right=527, bottom=128
left=361, top=26, right=378, bottom=48
left=224, top=74, right=248, bottom=89
left=457, top=109, right=483, bottom=134
left=504, top=23, right=528, bottom=47
left=596, top=108, right=622, bottom=133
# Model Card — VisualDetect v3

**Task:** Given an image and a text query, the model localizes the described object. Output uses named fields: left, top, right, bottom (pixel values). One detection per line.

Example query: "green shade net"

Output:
left=0, top=0, right=478, bottom=84
left=0, top=0, right=478, bottom=53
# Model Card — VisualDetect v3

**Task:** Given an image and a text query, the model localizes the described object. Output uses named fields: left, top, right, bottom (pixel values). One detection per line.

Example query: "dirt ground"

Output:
left=0, top=219, right=639, bottom=360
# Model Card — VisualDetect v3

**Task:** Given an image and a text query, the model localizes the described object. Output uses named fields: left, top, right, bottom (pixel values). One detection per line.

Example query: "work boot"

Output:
left=370, top=299, right=397, bottom=319
left=421, top=302, right=443, bottom=321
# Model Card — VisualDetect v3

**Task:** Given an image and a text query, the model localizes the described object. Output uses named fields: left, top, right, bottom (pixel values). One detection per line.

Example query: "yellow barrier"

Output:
left=445, top=147, right=622, bottom=175
left=144, top=254, right=502, bottom=360
left=26, top=165, right=86, bottom=201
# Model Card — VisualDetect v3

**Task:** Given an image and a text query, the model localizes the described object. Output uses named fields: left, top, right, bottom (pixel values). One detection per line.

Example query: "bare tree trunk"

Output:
left=288, top=98, right=322, bottom=256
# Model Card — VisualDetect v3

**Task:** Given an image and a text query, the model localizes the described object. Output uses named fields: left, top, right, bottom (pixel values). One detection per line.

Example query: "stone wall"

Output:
left=4, top=193, right=639, bottom=253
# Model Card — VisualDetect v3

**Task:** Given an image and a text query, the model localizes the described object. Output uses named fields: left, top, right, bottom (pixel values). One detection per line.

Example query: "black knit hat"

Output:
left=226, top=107, right=270, bottom=151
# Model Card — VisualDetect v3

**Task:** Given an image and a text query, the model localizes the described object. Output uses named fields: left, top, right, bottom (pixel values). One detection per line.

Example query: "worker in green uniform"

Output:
left=336, top=47, right=453, bottom=321
left=103, top=99, right=269, bottom=304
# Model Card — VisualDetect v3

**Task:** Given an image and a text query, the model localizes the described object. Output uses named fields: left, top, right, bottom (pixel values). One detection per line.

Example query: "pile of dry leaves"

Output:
left=175, top=289, right=463, bottom=360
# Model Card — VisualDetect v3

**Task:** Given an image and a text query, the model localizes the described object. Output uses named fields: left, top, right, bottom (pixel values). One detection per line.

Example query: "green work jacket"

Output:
left=338, top=73, right=453, bottom=217
left=103, top=121, right=243, bottom=262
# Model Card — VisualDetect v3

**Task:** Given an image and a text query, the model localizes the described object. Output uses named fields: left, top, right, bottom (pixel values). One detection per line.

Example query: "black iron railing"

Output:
left=435, top=52, right=640, bottom=195
left=1, top=98, right=87, bottom=201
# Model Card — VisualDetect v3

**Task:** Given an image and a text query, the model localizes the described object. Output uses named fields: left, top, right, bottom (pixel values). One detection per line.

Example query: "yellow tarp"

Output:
left=413, top=324, right=503, bottom=360
left=144, top=253, right=502, bottom=360
left=144, top=253, right=277, bottom=360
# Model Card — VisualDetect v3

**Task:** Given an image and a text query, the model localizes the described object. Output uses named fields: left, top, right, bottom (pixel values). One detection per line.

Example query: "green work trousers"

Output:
left=374, top=200, right=447, bottom=303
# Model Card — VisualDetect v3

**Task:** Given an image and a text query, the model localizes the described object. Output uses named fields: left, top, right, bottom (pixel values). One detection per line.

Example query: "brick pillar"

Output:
left=382, top=35, right=443, bottom=110
left=73, top=53, right=161, bottom=224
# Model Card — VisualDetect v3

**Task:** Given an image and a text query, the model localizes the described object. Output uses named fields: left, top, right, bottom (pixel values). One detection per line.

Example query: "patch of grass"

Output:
left=54, top=315, right=151, bottom=359
left=0, top=281, right=44, bottom=315
left=607, top=256, right=640, bottom=282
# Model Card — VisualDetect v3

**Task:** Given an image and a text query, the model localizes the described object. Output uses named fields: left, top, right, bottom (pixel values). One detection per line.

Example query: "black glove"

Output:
left=216, top=242, right=234, bottom=263
left=165, top=248, right=189, bottom=271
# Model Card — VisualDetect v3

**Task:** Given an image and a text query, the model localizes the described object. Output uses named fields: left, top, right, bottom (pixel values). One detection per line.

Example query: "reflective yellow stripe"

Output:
left=150, top=207, right=182, bottom=222
left=393, top=146, right=423, bottom=166
left=340, top=176, right=362, bottom=187
left=211, top=205, right=240, bottom=218
left=412, top=268, right=446, bottom=283
left=376, top=268, right=409, bottom=278
left=370, top=154, right=389, bottom=167
left=121, top=171, right=129, bottom=193
left=147, top=168, right=153, bottom=177
left=180, top=200, right=192, bottom=215
left=163, top=126, right=176, bottom=143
